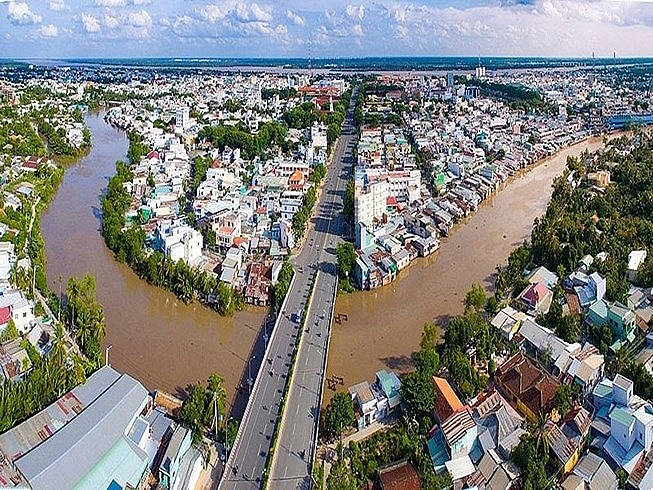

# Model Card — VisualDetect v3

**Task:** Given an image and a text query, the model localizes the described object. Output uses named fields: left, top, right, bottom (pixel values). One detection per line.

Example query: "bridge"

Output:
left=219, top=86, right=358, bottom=489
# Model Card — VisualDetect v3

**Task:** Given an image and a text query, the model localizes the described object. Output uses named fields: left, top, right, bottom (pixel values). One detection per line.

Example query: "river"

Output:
left=40, top=113, right=609, bottom=407
left=41, top=113, right=265, bottom=402
left=325, top=136, right=610, bottom=401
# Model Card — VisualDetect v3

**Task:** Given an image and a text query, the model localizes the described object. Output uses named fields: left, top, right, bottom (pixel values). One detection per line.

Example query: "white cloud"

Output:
left=37, top=23, right=58, bottom=37
left=345, top=4, right=364, bottom=20
left=131, top=0, right=150, bottom=4
left=104, top=13, right=119, bottom=29
left=94, top=0, right=126, bottom=7
left=286, top=9, right=304, bottom=26
left=199, top=4, right=229, bottom=23
left=48, top=0, right=67, bottom=12
left=249, top=3, right=272, bottom=22
left=80, top=12, right=101, bottom=33
left=127, top=9, right=151, bottom=27
left=7, top=1, right=42, bottom=25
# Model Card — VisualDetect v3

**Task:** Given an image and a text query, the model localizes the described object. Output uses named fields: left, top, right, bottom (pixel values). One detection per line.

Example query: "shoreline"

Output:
left=325, top=134, right=617, bottom=402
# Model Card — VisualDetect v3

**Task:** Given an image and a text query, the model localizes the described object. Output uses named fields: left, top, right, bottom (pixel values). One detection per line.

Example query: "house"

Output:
left=158, top=425, right=194, bottom=489
left=0, top=366, right=179, bottom=490
left=515, top=316, right=572, bottom=372
left=376, top=370, right=401, bottom=412
left=592, top=374, right=653, bottom=477
left=563, top=271, right=606, bottom=309
left=377, top=460, right=421, bottom=490
left=472, top=448, right=520, bottom=490
left=547, top=406, right=592, bottom=475
left=518, top=281, right=553, bottom=314
left=560, top=452, right=617, bottom=490
left=0, top=242, right=16, bottom=283
left=627, top=250, right=647, bottom=283
left=0, top=290, right=35, bottom=334
left=526, top=265, right=559, bottom=289
left=0, top=338, right=32, bottom=382
left=587, top=299, right=637, bottom=347
left=349, top=381, right=386, bottom=430
left=432, top=376, right=464, bottom=423
left=490, top=306, right=527, bottom=341
left=495, top=353, right=559, bottom=422
left=440, top=408, right=478, bottom=460
left=472, top=390, right=525, bottom=459
left=559, top=343, right=605, bottom=397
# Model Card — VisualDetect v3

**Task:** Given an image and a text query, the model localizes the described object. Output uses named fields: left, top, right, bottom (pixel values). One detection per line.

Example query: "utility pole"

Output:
left=105, top=344, right=112, bottom=366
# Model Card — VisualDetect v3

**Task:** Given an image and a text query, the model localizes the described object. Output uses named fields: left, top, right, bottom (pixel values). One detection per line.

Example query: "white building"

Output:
left=0, top=242, right=16, bottom=283
left=310, top=122, right=328, bottom=150
left=354, top=179, right=388, bottom=228
left=279, top=190, right=304, bottom=221
left=175, top=106, right=190, bottom=130
left=158, top=221, right=203, bottom=265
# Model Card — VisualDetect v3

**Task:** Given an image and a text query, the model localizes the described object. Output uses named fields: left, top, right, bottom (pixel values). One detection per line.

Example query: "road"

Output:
left=219, top=86, right=358, bottom=490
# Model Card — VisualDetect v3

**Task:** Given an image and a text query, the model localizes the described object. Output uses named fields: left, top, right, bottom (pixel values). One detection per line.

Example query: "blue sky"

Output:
left=1, top=0, right=653, bottom=59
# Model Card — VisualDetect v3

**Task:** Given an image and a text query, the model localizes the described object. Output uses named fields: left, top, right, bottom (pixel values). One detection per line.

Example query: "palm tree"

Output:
left=208, top=373, right=227, bottom=423
left=51, top=323, right=67, bottom=367
left=528, top=410, right=551, bottom=459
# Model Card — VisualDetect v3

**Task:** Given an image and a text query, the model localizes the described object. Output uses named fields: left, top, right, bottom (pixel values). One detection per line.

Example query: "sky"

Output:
left=1, top=0, right=653, bottom=59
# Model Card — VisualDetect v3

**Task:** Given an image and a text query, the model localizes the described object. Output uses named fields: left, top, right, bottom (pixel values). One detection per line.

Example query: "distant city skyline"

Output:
left=1, top=0, right=653, bottom=59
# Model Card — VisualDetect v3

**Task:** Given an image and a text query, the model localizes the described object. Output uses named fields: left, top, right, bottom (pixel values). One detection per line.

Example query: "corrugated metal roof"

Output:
left=15, top=369, right=148, bottom=490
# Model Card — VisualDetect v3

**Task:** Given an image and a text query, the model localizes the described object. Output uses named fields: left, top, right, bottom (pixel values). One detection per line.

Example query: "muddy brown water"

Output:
left=41, top=113, right=264, bottom=402
left=325, top=136, right=611, bottom=402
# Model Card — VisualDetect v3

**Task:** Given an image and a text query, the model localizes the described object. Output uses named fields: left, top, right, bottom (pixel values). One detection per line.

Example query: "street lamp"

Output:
left=247, top=355, right=256, bottom=395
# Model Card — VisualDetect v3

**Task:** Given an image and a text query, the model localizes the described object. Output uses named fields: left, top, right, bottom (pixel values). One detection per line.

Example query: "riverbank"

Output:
left=324, top=135, right=613, bottom=402
left=41, top=113, right=266, bottom=403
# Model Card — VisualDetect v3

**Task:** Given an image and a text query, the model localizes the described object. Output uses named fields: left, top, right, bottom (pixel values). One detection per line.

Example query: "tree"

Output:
left=464, top=283, right=486, bottom=313
left=324, top=392, right=356, bottom=438
left=336, top=242, right=357, bottom=282
left=414, top=348, right=440, bottom=376
left=554, top=384, right=573, bottom=417
left=617, top=468, right=629, bottom=489
left=326, top=452, right=358, bottom=490
left=1, top=318, right=19, bottom=341
left=419, top=322, right=439, bottom=351
left=399, top=371, right=435, bottom=419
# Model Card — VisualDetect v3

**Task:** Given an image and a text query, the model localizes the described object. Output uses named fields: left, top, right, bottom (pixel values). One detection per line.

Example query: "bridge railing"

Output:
left=219, top=271, right=297, bottom=488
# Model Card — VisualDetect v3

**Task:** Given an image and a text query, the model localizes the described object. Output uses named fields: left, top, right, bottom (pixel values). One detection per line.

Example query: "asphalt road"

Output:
left=219, top=87, right=358, bottom=490
left=266, top=95, right=357, bottom=489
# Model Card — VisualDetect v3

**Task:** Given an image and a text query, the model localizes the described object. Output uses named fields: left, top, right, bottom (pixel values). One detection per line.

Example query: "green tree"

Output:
left=617, top=468, right=629, bottom=489
left=464, top=283, right=486, bottom=313
left=326, top=453, right=358, bottom=490
left=554, top=384, right=573, bottom=417
left=324, top=392, right=356, bottom=438
left=399, top=371, right=435, bottom=419
left=1, top=318, right=19, bottom=341
left=419, top=322, right=439, bottom=351
left=336, top=242, right=357, bottom=282
left=414, top=348, right=440, bottom=377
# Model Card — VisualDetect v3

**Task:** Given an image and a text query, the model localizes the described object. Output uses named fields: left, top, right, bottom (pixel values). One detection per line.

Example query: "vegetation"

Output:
left=66, top=275, right=106, bottom=368
left=469, top=78, right=544, bottom=112
left=198, top=121, right=289, bottom=159
left=179, top=373, right=227, bottom=444
left=0, top=324, right=86, bottom=432
left=323, top=392, right=356, bottom=439
left=291, top=186, right=317, bottom=240
left=271, top=261, right=294, bottom=311
left=326, top=420, right=451, bottom=490
left=335, top=242, right=357, bottom=292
